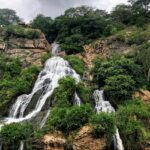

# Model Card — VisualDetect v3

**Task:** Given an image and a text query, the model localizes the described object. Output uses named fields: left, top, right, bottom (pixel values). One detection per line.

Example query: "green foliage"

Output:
left=53, top=77, right=77, bottom=108
left=0, top=123, right=33, bottom=149
left=116, top=100, right=150, bottom=149
left=61, top=34, right=85, bottom=54
left=92, top=56, right=141, bottom=104
left=104, top=75, right=135, bottom=103
left=76, top=82, right=91, bottom=104
left=31, top=14, right=55, bottom=43
left=65, top=55, right=85, bottom=75
left=5, top=25, right=41, bottom=39
left=116, top=25, right=150, bottom=45
left=46, top=104, right=93, bottom=134
left=90, top=113, right=115, bottom=138
left=0, top=53, right=40, bottom=116
left=135, top=43, right=150, bottom=84
left=0, top=8, right=20, bottom=25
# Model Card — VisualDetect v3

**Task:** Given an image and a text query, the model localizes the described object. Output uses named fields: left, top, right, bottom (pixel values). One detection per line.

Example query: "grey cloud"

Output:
left=0, top=0, right=128, bottom=22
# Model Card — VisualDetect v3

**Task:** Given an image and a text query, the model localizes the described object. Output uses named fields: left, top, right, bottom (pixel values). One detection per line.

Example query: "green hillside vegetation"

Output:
left=0, top=0, right=150, bottom=149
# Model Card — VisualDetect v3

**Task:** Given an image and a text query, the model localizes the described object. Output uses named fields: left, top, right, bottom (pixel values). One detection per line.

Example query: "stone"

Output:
left=73, top=126, right=106, bottom=150
left=43, top=132, right=66, bottom=150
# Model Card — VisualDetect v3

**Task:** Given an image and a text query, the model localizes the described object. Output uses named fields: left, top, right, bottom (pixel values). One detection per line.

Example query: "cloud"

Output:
left=0, top=0, right=128, bottom=22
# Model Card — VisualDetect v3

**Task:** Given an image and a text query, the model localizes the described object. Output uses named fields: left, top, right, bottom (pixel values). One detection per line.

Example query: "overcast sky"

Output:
left=0, top=0, right=128, bottom=22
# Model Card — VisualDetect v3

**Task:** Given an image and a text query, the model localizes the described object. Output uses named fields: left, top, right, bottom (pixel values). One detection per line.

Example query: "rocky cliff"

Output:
left=0, top=27, right=50, bottom=67
left=41, top=126, right=107, bottom=150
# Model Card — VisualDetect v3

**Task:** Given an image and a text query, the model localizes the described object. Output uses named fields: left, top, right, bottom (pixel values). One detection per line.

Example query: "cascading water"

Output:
left=18, top=141, right=24, bottom=150
left=93, top=90, right=124, bottom=150
left=0, top=43, right=81, bottom=149
left=74, top=92, right=81, bottom=106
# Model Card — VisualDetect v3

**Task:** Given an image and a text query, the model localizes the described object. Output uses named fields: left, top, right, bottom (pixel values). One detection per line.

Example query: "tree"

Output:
left=128, top=0, right=150, bottom=26
left=111, top=4, right=132, bottom=25
left=46, top=104, right=93, bottom=134
left=31, top=14, right=55, bottom=43
left=0, top=9, right=20, bottom=25
left=0, top=123, right=33, bottom=149
left=104, top=75, right=135, bottom=104
left=116, top=100, right=150, bottom=150
left=90, top=113, right=115, bottom=138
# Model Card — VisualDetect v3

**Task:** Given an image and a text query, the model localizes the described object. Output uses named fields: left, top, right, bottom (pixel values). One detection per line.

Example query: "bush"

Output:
left=5, top=25, right=41, bottom=39
left=0, top=53, right=40, bottom=116
left=116, top=100, right=150, bottom=150
left=61, top=34, right=85, bottom=54
left=90, top=113, right=115, bottom=138
left=65, top=55, right=85, bottom=75
left=46, top=104, right=93, bottom=134
left=104, top=75, right=135, bottom=104
left=0, top=123, right=33, bottom=149
left=76, top=82, right=91, bottom=103
left=53, top=77, right=77, bottom=108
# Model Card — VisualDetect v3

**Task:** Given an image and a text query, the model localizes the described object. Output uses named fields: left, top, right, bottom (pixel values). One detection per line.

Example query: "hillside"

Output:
left=0, top=1, right=150, bottom=150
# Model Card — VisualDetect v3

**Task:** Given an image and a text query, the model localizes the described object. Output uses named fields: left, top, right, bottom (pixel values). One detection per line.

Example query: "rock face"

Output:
left=133, top=90, right=150, bottom=103
left=0, top=29, right=50, bottom=67
left=73, top=126, right=106, bottom=150
left=83, top=36, right=131, bottom=69
left=43, top=133, right=66, bottom=150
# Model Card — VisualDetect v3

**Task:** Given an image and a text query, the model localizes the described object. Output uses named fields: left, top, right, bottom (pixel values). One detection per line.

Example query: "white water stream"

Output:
left=93, top=90, right=124, bottom=150
left=0, top=43, right=81, bottom=150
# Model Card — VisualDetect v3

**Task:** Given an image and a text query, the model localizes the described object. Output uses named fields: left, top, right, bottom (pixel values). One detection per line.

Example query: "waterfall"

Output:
left=51, top=42, right=61, bottom=56
left=18, top=141, right=24, bottom=150
left=40, top=109, right=51, bottom=129
left=0, top=42, right=82, bottom=150
left=74, top=92, right=81, bottom=106
left=1, top=43, right=80, bottom=127
left=93, top=90, right=124, bottom=150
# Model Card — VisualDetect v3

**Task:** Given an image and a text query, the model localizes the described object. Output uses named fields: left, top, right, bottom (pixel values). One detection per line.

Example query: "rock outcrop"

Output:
left=73, top=126, right=106, bottom=150
left=133, top=90, right=150, bottom=104
left=43, top=132, right=66, bottom=150
left=83, top=36, right=132, bottom=69
left=0, top=28, right=50, bottom=67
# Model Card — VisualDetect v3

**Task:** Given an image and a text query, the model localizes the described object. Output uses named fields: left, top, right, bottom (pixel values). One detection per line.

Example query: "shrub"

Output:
left=5, top=25, right=41, bottom=39
left=46, top=104, right=93, bottom=134
left=0, top=123, right=33, bottom=149
left=60, top=34, right=85, bottom=54
left=116, top=100, right=150, bottom=150
left=104, top=75, right=135, bottom=104
left=53, top=77, right=77, bottom=108
left=76, top=82, right=91, bottom=103
left=65, top=55, right=85, bottom=75
left=0, top=53, right=40, bottom=116
left=90, top=113, right=115, bottom=138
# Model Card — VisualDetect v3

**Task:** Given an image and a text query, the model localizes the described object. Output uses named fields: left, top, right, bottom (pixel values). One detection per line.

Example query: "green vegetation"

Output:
left=116, top=25, right=150, bottom=45
left=135, top=43, right=150, bottom=85
left=0, top=123, right=33, bottom=149
left=5, top=25, right=41, bottom=39
left=53, top=76, right=77, bottom=108
left=31, top=14, right=54, bottom=43
left=0, top=53, right=40, bottom=116
left=116, top=100, right=150, bottom=150
left=46, top=104, right=93, bottom=134
left=90, top=113, right=115, bottom=138
left=91, top=56, right=142, bottom=104
left=65, top=55, right=85, bottom=75
left=0, top=8, right=20, bottom=26
left=76, top=82, right=91, bottom=104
